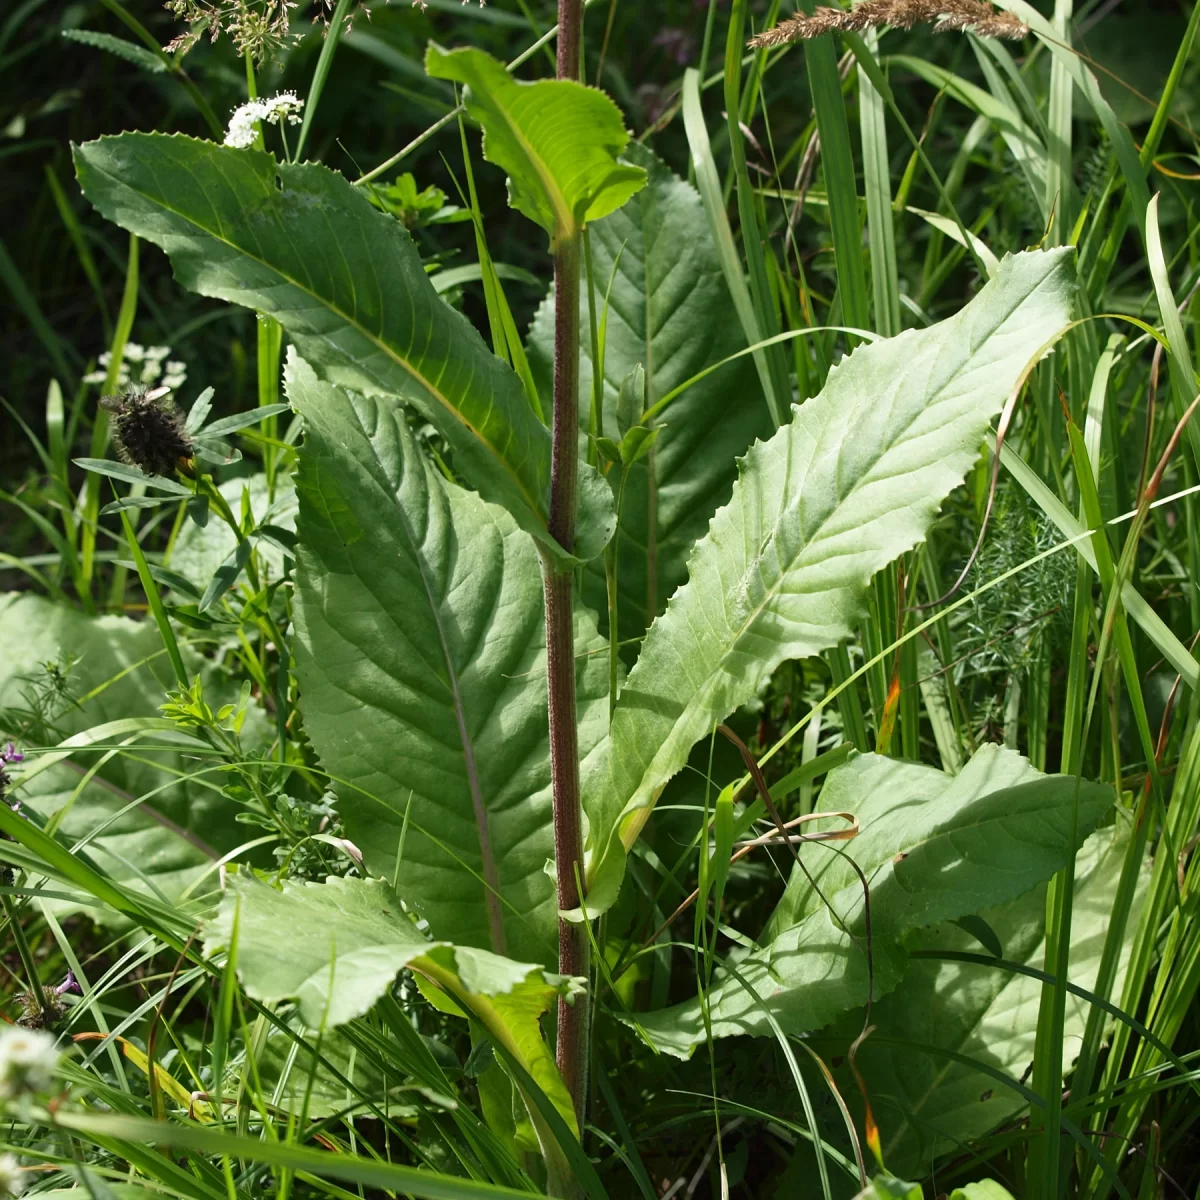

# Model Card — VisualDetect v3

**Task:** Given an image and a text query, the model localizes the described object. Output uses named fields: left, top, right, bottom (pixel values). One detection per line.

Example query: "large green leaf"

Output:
left=526, top=144, right=772, bottom=646
left=204, top=872, right=581, bottom=1142
left=633, top=746, right=1112, bottom=1056
left=425, top=45, right=645, bottom=241
left=287, top=354, right=612, bottom=966
left=0, top=592, right=256, bottom=919
left=826, top=823, right=1145, bottom=1176
left=72, top=133, right=614, bottom=565
left=580, top=248, right=1075, bottom=912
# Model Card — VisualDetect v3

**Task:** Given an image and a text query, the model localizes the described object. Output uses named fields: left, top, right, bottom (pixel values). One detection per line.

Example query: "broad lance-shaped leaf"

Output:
left=204, top=873, right=582, bottom=1140
left=527, top=144, right=773, bottom=646
left=580, top=248, right=1075, bottom=913
left=822, top=823, right=1146, bottom=1176
left=426, top=45, right=645, bottom=241
left=633, top=745, right=1112, bottom=1056
left=287, top=353, right=612, bottom=966
left=72, top=133, right=614, bottom=565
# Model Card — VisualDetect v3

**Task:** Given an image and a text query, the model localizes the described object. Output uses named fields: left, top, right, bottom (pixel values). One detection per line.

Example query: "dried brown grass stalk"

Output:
left=749, top=0, right=1029, bottom=47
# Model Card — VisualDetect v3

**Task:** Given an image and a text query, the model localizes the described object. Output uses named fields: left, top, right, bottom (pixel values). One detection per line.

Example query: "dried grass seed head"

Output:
left=749, top=0, right=1029, bottom=47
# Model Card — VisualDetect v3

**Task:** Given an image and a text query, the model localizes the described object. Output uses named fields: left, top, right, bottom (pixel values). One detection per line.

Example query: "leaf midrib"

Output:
left=82, top=140, right=548, bottom=533
left=302, top=407, right=509, bottom=954
left=608, top=282, right=1047, bottom=839
left=354, top=421, right=508, bottom=956
left=474, top=80, right=576, bottom=238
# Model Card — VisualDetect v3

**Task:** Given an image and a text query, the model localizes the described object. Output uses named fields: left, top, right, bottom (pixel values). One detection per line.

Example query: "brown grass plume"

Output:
left=749, top=0, right=1029, bottom=47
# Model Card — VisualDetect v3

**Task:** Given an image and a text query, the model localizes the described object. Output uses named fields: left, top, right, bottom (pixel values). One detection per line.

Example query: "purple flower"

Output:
left=0, top=743, right=22, bottom=809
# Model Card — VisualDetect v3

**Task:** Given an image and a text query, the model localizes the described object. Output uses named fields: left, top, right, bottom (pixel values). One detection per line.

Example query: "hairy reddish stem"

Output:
left=545, top=0, right=589, bottom=1137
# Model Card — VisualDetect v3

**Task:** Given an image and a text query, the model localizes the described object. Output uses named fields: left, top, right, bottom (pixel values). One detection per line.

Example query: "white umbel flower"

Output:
left=83, top=343, right=187, bottom=390
left=224, top=91, right=305, bottom=149
left=0, top=1154, right=26, bottom=1198
left=0, top=1026, right=59, bottom=1100
left=223, top=103, right=260, bottom=150
left=163, top=361, right=189, bottom=389
left=82, top=350, right=115, bottom=384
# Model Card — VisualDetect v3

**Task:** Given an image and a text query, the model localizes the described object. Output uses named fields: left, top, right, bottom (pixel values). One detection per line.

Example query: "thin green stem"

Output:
left=0, top=892, right=53, bottom=1027
left=80, top=232, right=139, bottom=610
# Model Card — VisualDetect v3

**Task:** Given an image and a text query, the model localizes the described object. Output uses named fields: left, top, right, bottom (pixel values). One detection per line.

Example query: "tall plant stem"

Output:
left=545, top=0, right=589, bottom=1136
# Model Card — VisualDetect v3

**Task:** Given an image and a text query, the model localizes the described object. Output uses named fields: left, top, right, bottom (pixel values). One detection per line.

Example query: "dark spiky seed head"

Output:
left=101, top=387, right=194, bottom=478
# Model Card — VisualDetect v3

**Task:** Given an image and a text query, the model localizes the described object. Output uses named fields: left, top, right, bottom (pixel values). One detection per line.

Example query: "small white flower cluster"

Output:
left=0, top=1026, right=58, bottom=1102
left=0, top=1154, right=25, bottom=1198
left=83, top=343, right=188, bottom=391
left=224, top=90, right=305, bottom=149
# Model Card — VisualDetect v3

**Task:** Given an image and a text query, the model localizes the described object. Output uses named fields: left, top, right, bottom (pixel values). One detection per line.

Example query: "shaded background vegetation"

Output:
left=7, top=0, right=1192, bottom=441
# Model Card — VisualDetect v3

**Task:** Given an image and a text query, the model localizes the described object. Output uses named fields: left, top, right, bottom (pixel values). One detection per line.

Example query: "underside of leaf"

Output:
left=580, top=248, right=1076, bottom=915
left=631, top=745, right=1111, bottom=1056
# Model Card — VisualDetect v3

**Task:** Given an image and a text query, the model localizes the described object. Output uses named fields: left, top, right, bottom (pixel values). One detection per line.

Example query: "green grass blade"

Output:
left=80, top=232, right=139, bottom=601
left=293, top=0, right=353, bottom=162
left=0, top=230, right=77, bottom=385
left=120, top=507, right=189, bottom=689
left=996, top=1, right=1149, bottom=241
left=723, top=0, right=792, bottom=423
left=452, top=113, right=542, bottom=419
left=1043, top=0, right=1074, bottom=243
left=797, top=23, right=869, bottom=333
left=843, top=35, right=987, bottom=287
left=682, top=67, right=784, bottom=429
left=857, top=30, right=899, bottom=337
left=55, top=1111, right=536, bottom=1199
left=1085, top=1, right=1199, bottom=293
left=996, top=438, right=1198, bottom=689
left=1146, top=193, right=1200, bottom=474
left=44, top=162, right=111, bottom=336
left=1028, top=12, right=1077, bottom=1183
left=889, top=53, right=1047, bottom=220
